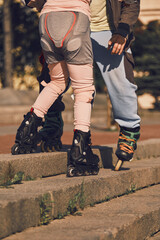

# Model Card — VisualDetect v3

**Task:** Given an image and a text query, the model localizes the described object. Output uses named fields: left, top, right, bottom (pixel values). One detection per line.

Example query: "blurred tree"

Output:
left=132, top=20, right=160, bottom=109
left=2, top=0, right=13, bottom=87
left=0, top=0, right=41, bottom=88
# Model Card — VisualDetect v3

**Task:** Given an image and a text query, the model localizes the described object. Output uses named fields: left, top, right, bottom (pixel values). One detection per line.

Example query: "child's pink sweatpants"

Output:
left=33, top=61, right=95, bottom=132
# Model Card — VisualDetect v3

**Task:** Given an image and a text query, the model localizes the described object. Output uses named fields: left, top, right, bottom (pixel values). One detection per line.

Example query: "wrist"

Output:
left=115, top=23, right=130, bottom=38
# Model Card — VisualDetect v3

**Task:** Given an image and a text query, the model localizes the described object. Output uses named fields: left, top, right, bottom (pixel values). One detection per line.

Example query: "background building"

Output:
left=139, top=0, right=160, bottom=24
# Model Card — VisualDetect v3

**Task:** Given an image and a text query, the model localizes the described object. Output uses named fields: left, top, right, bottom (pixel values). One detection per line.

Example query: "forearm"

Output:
left=116, top=0, right=140, bottom=37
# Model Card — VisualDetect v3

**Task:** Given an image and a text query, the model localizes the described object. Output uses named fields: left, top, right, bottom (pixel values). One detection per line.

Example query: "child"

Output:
left=12, top=0, right=99, bottom=177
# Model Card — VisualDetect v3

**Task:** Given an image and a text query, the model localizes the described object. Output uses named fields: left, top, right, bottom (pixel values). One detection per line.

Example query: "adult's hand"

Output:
left=107, top=34, right=127, bottom=55
left=21, top=0, right=46, bottom=12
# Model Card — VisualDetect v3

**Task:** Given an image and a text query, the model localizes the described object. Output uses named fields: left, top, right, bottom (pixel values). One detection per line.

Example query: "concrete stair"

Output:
left=0, top=139, right=160, bottom=180
left=4, top=183, right=160, bottom=240
left=149, top=232, right=160, bottom=240
left=0, top=138, right=160, bottom=239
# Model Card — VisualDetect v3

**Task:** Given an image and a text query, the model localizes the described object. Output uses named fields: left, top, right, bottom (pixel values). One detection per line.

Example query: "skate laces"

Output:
left=118, top=133, right=136, bottom=154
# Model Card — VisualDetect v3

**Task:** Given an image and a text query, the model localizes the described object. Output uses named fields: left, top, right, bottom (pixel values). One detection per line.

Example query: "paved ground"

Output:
left=0, top=123, right=160, bottom=154
left=0, top=89, right=159, bottom=154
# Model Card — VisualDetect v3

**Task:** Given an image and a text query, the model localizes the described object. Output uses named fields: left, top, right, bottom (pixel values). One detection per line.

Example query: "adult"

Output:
left=90, top=0, right=141, bottom=170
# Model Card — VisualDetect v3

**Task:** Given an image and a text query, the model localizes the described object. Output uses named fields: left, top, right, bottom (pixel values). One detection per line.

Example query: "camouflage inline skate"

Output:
left=114, top=126, right=140, bottom=171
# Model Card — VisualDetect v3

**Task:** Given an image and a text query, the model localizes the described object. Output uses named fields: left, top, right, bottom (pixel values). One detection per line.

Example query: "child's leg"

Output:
left=33, top=61, right=69, bottom=118
left=11, top=61, right=69, bottom=155
left=67, top=63, right=95, bottom=132
left=66, top=63, right=99, bottom=177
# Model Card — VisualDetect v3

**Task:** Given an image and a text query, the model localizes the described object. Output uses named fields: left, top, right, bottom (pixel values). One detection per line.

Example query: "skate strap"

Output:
left=74, top=129, right=92, bottom=146
left=30, top=107, right=34, bottom=114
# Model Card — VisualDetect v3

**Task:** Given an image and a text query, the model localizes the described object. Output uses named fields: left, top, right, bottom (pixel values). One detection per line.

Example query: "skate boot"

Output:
left=67, top=130, right=99, bottom=177
left=39, top=111, right=63, bottom=152
left=11, top=109, right=42, bottom=155
left=114, top=126, right=140, bottom=171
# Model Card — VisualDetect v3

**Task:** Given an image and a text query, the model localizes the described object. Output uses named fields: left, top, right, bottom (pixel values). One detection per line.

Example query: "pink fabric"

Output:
left=40, top=0, right=91, bottom=19
left=74, top=101, right=91, bottom=132
left=68, top=63, right=94, bottom=132
left=33, top=61, right=69, bottom=117
left=67, top=63, right=94, bottom=102
left=33, top=62, right=95, bottom=132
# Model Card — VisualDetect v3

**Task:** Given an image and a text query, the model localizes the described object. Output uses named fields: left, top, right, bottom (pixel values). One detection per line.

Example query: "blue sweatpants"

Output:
left=91, top=31, right=141, bottom=129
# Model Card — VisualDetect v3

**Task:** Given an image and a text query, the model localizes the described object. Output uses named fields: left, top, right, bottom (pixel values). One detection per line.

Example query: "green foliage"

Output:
left=39, top=182, right=85, bottom=225
left=0, top=168, right=24, bottom=188
left=132, top=20, right=160, bottom=109
left=25, top=175, right=35, bottom=181
left=67, top=181, right=85, bottom=215
left=67, top=193, right=82, bottom=215
left=12, top=2, right=41, bottom=75
left=126, top=184, right=137, bottom=195
left=39, top=194, right=53, bottom=225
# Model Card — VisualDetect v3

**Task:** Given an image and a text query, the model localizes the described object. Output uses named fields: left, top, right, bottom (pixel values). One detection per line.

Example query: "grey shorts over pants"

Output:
left=39, top=11, right=93, bottom=65
left=91, top=31, right=141, bottom=129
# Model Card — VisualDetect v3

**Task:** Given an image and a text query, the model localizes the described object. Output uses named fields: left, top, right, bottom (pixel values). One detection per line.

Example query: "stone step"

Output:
left=4, top=183, right=160, bottom=240
left=149, top=232, right=160, bottom=240
left=0, top=157, right=160, bottom=239
left=0, top=139, right=160, bottom=180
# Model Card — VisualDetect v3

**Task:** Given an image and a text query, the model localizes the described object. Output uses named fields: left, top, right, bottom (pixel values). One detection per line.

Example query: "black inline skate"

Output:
left=114, top=126, right=140, bottom=171
left=39, top=111, right=63, bottom=152
left=11, top=108, right=42, bottom=155
left=67, top=130, right=99, bottom=177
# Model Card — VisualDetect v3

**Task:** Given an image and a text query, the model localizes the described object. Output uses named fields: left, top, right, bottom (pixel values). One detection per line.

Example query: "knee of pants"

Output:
left=47, top=81, right=67, bottom=96
left=74, top=86, right=95, bottom=103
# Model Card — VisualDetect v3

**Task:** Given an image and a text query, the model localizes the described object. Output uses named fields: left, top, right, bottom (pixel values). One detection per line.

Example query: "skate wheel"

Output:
left=41, top=142, right=45, bottom=152
left=11, top=144, right=34, bottom=155
left=84, top=170, right=90, bottom=176
left=31, top=148, right=36, bottom=153
left=26, top=150, right=31, bottom=154
left=67, top=166, right=75, bottom=177
left=55, top=145, right=60, bottom=151
left=47, top=146, right=52, bottom=152
left=52, top=146, right=56, bottom=152
left=92, top=169, right=99, bottom=175
left=76, top=170, right=84, bottom=176
left=11, top=144, right=20, bottom=155
left=114, top=159, right=123, bottom=171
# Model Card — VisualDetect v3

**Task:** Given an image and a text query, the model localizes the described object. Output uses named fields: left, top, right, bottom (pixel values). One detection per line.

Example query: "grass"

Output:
left=0, top=163, right=24, bottom=188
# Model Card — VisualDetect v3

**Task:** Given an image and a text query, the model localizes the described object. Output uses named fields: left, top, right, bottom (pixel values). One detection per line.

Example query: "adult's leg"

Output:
left=91, top=31, right=140, bottom=170
left=91, top=31, right=140, bottom=129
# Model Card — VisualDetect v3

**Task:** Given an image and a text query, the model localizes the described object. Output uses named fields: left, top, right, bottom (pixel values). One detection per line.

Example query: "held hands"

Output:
left=107, top=34, right=127, bottom=55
